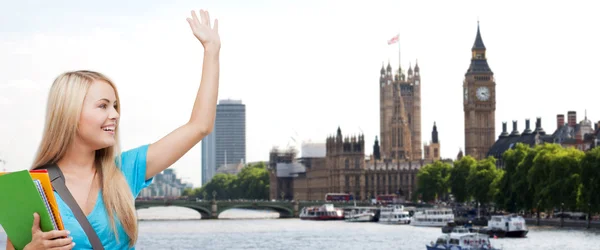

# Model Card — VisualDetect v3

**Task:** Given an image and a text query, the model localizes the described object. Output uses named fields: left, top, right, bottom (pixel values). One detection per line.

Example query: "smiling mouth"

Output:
left=101, top=127, right=115, bottom=134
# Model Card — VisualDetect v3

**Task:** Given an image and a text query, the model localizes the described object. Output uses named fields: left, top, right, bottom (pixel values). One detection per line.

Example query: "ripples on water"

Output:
left=2, top=207, right=599, bottom=250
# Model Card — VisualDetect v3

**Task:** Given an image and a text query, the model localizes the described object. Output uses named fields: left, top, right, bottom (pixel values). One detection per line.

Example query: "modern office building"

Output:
left=201, top=99, right=246, bottom=186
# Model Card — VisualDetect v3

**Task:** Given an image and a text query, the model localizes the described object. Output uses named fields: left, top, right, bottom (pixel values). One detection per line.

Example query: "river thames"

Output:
left=2, top=207, right=599, bottom=249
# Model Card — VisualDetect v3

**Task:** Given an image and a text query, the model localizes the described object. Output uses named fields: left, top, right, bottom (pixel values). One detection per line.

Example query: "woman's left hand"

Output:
left=187, top=9, right=221, bottom=51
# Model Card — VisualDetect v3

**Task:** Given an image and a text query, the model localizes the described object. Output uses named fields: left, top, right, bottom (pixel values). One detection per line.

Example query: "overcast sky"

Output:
left=1, top=0, right=598, bottom=188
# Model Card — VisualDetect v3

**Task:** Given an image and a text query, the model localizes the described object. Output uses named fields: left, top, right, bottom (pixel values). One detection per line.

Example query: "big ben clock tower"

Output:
left=463, top=22, right=496, bottom=160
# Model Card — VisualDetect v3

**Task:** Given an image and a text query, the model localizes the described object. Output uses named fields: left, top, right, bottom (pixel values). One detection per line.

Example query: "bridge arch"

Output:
left=217, top=203, right=294, bottom=218
left=135, top=204, right=212, bottom=219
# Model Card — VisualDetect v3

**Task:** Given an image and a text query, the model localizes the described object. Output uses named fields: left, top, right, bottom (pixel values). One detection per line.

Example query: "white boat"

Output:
left=379, top=205, right=411, bottom=225
left=299, top=204, right=344, bottom=221
left=483, top=214, right=528, bottom=238
left=426, top=231, right=500, bottom=250
left=344, top=207, right=377, bottom=222
left=411, top=208, right=454, bottom=227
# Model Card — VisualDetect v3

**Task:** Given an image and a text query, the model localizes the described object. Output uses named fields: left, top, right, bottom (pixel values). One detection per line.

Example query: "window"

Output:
left=345, top=159, right=349, bottom=169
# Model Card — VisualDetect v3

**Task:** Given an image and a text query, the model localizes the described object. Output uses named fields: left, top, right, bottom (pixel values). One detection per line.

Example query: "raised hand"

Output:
left=186, top=9, right=221, bottom=51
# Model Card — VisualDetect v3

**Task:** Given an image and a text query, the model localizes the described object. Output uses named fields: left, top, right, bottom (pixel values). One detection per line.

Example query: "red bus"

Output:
left=376, top=194, right=398, bottom=204
left=325, top=193, right=354, bottom=201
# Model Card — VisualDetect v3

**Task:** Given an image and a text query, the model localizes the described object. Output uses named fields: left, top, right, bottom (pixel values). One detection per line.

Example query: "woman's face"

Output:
left=77, top=80, right=120, bottom=151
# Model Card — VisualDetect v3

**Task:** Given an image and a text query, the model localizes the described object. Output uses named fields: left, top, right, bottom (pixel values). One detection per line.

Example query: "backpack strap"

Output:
left=38, top=164, right=105, bottom=250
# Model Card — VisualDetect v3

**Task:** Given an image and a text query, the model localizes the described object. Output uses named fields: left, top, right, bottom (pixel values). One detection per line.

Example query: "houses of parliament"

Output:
left=269, top=23, right=495, bottom=201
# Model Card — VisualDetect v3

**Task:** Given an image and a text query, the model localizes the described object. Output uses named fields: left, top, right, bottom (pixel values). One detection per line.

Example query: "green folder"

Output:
left=0, top=170, right=56, bottom=249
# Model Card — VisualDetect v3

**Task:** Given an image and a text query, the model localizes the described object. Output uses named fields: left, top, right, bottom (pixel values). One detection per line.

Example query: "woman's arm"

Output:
left=145, top=9, right=221, bottom=180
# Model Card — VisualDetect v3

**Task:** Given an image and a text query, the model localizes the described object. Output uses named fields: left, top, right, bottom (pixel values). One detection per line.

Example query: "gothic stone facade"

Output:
left=269, top=127, right=433, bottom=201
left=379, top=61, right=422, bottom=161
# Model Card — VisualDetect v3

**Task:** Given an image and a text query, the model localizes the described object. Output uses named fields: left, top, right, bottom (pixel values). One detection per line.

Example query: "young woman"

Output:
left=5, top=9, right=220, bottom=250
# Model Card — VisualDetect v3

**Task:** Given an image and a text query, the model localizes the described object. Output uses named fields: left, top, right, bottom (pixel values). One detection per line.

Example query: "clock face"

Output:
left=476, top=86, right=490, bottom=101
left=415, top=80, right=420, bottom=85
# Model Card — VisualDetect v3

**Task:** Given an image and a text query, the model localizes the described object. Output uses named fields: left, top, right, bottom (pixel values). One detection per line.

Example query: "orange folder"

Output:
left=29, top=170, right=65, bottom=231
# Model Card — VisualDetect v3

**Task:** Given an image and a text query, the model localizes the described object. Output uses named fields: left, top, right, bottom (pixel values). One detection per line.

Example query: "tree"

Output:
left=514, top=144, right=537, bottom=213
left=416, top=161, right=452, bottom=202
left=467, top=156, right=500, bottom=207
left=495, top=143, right=531, bottom=212
left=528, top=143, right=563, bottom=215
left=194, top=162, right=271, bottom=200
left=545, top=147, right=583, bottom=212
left=450, top=156, right=476, bottom=203
left=235, top=162, right=270, bottom=199
left=182, top=187, right=196, bottom=197
left=578, top=147, right=600, bottom=224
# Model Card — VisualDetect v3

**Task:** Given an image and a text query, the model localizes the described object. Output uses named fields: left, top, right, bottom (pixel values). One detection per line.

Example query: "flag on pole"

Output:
left=387, top=34, right=399, bottom=45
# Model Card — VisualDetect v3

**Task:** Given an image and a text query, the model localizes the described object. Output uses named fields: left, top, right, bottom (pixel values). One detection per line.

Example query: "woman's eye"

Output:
left=99, top=104, right=107, bottom=109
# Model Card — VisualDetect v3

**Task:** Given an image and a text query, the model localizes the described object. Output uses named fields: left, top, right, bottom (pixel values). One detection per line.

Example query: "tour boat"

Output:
left=478, top=214, right=528, bottom=238
left=344, top=207, right=378, bottom=222
left=426, top=231, right=500, bottom=250
left=411, top=208, right=455, bottom=227
left=299, top=204, right=344, bottom=220
left=379, top=205, right=411, bottom=225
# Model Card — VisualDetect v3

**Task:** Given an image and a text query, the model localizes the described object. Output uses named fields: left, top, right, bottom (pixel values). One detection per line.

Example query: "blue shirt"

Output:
left=54, top=144, right=153, bottom=250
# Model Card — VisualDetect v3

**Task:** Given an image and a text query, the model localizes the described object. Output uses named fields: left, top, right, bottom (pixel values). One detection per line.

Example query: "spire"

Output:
left=414, top=59, right=420, bottom=72
left=380, top=63, right=385, bottom=75
left=373, top=136, right=381, bottom=160
left=337, top=126, right=342, bottom=138
left=466, top=21, right=492, bottom=75
left=408, top=62, right=413, bottom=75
left=472, top=20, right=486, bottom=50
left=386, top=61, right=392, bottom=72
left=432, top=122, right=439, bottom=143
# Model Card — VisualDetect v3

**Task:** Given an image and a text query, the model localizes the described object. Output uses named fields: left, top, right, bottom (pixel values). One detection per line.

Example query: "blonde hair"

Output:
left=31, top=70, right=138, bottom=247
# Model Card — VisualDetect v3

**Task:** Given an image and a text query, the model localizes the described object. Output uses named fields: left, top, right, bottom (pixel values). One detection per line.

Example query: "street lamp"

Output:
left=295, top=192, right=299, bottom=202
left=280, top=191, right=285, bottom=201
left=560, top=202, right=564, bottom=228
left=212, top=190, right=217, bottom=201
left=588, top=202, right=592, bottom=229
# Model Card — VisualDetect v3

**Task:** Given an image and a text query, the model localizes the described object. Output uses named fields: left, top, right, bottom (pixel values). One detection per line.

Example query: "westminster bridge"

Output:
left=135, top=199, right=377, bottom=219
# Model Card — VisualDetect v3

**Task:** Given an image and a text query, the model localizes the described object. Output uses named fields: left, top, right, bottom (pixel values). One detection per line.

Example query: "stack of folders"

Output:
left=0, top=169, right=65, bottom=250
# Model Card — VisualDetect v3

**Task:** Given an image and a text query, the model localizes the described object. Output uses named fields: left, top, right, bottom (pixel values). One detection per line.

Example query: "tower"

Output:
left=202, top=99, right=246, bottom=185
left=412, top=60, right=422, bottom=160
left=424, top=122, right=441, bottom=161
left=379, top=59, right=422, bottom=161
left=326, top=127, right=365, bottom=199
left=463, top=22, right=496, bottom=160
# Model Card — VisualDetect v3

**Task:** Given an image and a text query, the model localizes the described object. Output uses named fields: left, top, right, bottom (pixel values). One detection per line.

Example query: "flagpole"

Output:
left=398, top=32, right=401, bottom=76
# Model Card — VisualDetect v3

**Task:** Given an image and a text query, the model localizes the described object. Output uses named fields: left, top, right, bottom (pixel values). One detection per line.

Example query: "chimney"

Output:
left=568, top=111, right=577, bottom=127
left=510, top=120, right=520, bottom=137
left=535, top=117, right=546, bottom=135
left=523, top=119, right=533, bottom=135
left=557, top=114, right=565, bottom=129
left=500, top=122, right=509, bottom=138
